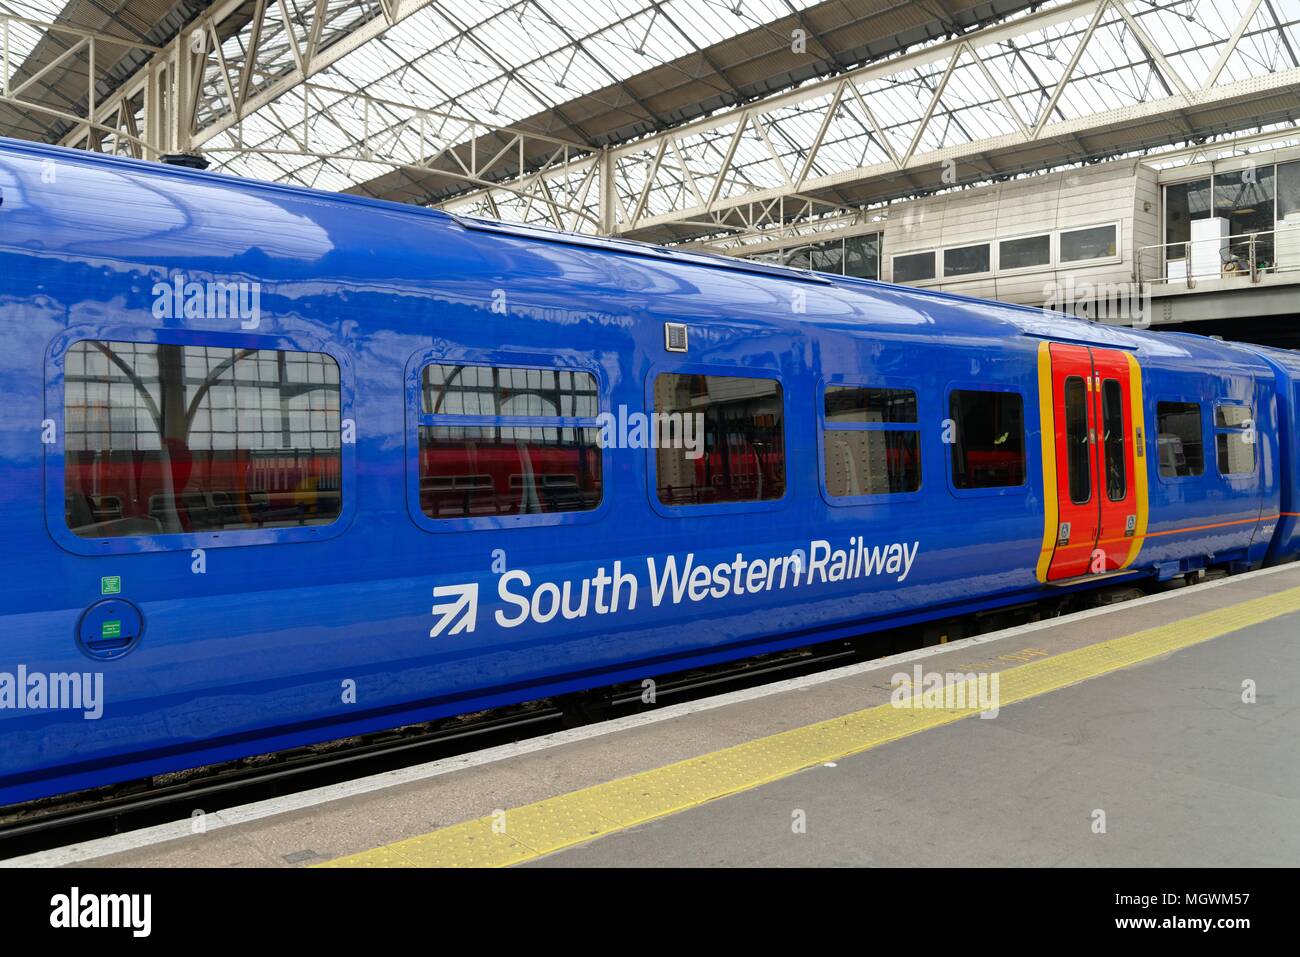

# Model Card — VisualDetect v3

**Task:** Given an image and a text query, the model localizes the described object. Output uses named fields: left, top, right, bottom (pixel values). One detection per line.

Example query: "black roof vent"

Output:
left=160, top=153, right=209, bottom=170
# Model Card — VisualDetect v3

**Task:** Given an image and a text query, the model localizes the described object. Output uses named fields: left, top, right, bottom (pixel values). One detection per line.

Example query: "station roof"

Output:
left=0, top=0, right=209, bottom=142
left=3, top=0, right=1298, bottom=248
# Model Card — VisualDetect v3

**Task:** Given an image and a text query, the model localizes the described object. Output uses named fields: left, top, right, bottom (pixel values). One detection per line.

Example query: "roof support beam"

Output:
left=442, top=0, right=1300, bottom=244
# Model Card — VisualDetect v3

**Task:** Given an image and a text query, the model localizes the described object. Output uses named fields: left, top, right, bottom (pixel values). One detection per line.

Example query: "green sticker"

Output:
left=101, top=575, right=121, bottom=595
left=101, top=620, right=122, bottom=639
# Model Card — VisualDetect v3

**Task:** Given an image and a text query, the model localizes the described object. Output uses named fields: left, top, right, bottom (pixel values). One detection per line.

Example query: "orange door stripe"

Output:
left=1038, top=514, right=1281, bottom=554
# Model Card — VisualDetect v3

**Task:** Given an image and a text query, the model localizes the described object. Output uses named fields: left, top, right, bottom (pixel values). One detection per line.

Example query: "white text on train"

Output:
left=491, top=538, right=920, bottom=630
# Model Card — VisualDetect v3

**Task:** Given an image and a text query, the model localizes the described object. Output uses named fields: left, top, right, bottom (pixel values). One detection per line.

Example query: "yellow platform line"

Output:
left=319, top=584, right=1300, bottom=868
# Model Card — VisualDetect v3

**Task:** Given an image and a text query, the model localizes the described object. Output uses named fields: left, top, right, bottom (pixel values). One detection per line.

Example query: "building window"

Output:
left=823, top=386, right=920, bottom=496
left=1280, top=160, right=1300, bottom=221
left=750, top=233, right=880, bottom=280
left=64, top=341, right=342, bottom=538
left=1164, top=179, right=1211, bottom=258
left=1214, top=167, right=1276, bottom=270
left=1156, top=401, right=1204, bottom=478
left=1214, top=403, right=1255, bottom=475
left=844, top=233, right=881, bottom=280
left=943, top=243, right=991, bottom=277
left=999, top=234, right=1051, bottom=270
left=809, top=242, right=845, bottom=275
left=417, top=364, right=602, bottom=518
left=949, top=389, right=1025, bottom=489
left=1060, top=224, right=1118, bottom=262
left=783, top=247, right=812, bottom=270
left=893, top=251, right=936, bottom=283
left=654, top=374, right=785, bottom=506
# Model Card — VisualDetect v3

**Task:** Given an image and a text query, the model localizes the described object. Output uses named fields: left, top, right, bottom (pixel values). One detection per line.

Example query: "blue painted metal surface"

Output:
left=0, top=138, right=1290, bottom=806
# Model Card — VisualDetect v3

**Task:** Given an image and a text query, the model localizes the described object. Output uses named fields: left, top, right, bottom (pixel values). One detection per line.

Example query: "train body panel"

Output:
left=0, top=139, right=1288, bottom=805
left=1228, top=342, right=1300, bottom=564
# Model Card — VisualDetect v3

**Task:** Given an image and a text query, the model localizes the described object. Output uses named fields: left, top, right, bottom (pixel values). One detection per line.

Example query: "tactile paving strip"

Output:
left=320, top=584, right=1300, bottom=868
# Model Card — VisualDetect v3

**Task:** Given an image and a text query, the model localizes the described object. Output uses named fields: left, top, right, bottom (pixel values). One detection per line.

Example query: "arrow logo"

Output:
left=430, top=583, right=479, bottom=638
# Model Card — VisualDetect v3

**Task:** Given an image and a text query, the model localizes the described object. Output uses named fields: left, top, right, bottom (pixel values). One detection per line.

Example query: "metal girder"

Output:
left=40, top=0, right=660, bottom=225
left=443, top=0, right=1300, bottom=244
left=53, top=0, right=430, bottom=155
left=1, top=13, right=162, bottom=155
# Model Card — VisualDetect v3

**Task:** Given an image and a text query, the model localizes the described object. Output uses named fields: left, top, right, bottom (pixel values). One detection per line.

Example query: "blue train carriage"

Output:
left=1220, top=341, right=1300, bottom=564
left=0, top=136, right=1288, bottom=806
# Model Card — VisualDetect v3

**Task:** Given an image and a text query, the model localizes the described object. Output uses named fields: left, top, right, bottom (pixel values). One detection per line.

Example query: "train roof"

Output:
left=0, top=136, right=1270, bottom=372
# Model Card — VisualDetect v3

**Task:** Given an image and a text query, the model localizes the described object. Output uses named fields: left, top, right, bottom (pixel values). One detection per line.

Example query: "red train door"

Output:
left=1090, top=349, right=1139, bottom=572
left=1044, top=343, right=1139, bottom=581
left=1047, top=344, right=1100, bottom=579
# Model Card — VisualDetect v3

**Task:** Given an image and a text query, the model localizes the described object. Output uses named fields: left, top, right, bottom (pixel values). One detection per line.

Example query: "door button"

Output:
left=77, top=598, right=144, bottom=661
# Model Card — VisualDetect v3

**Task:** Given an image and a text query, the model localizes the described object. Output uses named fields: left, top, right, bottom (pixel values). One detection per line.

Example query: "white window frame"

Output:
left=940, top=241, right=995, bottom=281
left=994, top=230, right=1056, bottom=274
left=891, top=249, right=938, bottom=284
left=1058, top=220, right=1123, bottom=267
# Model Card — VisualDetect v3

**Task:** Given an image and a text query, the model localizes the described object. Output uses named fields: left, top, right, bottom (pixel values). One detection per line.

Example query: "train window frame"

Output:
left=405, top=348, right=610, bottom=533
left=943, top=383, right=1029, bottom=498
left=816, top=376, right=925, bottom=507
left=645, top=361, right=790, bottom=520
left=1213, top=401, right=1256, bottom=477
left=1155, top=398, right=1206, bottom=482
left=44, top=328, right=357, bottom=556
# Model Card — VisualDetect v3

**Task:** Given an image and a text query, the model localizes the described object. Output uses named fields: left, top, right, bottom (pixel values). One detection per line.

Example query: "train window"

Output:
left=825, top=386, right=917, bottom=424
left=1215, top=405, right=1252, bottom=429
left=654, top=374, right=785, bottom=505
left=1214, top=404, right=1255, bottom=475
left=1101, top=379, right=1126, bottom=501
left=417, top=363, right=602, bottom=518
left=1063, top=377, right=1092, bottom=505
left=1216, top=433, right=1256, bottom=475
left=949, top=390, right=1025, bottom=489
left=419, top=425, right=601, bottom=517
left=1156, top=401, right=1204, bottom=478
left=64, top=341, right=342, bottom=538
left=825, top=431, right=920, bottom=496
left=823, top=386, right=920, bottom=497
left=422, top=364, right=597, bottom=417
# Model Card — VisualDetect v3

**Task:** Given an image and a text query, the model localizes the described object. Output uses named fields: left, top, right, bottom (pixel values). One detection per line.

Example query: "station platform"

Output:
left=14, top=563, right=1300, bottom=868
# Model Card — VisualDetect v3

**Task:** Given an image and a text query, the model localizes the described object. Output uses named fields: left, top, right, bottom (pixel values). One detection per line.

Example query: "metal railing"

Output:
left=1138, top=223, right=1300, bottom=290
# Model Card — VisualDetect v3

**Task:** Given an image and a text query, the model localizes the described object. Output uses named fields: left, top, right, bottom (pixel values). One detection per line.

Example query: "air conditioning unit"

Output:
left=1189, top=217, right=1229, bottom=278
